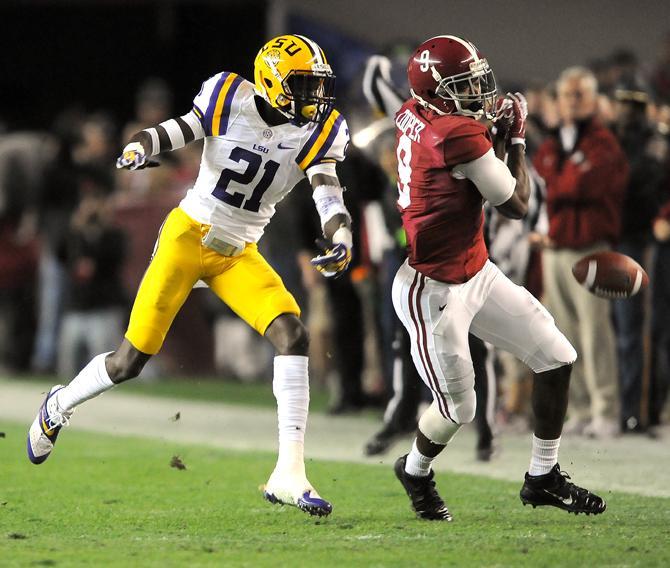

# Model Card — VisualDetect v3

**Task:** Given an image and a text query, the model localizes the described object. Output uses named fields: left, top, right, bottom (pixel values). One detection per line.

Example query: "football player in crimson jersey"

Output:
left=27, top=35, right=353, bottom=517
left=392, top=35, right=606, bottom=520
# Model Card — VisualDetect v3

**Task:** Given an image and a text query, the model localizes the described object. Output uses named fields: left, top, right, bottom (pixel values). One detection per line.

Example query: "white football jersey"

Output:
left=179, top=71, right=349, bottom=243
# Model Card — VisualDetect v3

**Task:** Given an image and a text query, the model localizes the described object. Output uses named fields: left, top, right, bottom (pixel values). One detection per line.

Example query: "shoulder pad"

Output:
left=193, top=72, right=248, bottom=137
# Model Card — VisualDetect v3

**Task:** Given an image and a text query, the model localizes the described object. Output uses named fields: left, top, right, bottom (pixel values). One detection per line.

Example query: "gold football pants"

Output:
left=125, top=207, right=300, bottom=354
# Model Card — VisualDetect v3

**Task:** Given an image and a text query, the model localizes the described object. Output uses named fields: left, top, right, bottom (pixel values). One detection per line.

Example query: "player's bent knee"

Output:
left=265, top=314, right=309, bottom=355
left=528, top=309, right=578, bottom=371
left=435, top=369, right=475, bottom=424
left=105, top=351, right=148, bottom=384
left=555, top=335, right=578, bottom=366
left=419, top=401, right=462, bottom=445
left=535, top=333, right=578, bottom=372
left=449, top=388, right=477, bottom=424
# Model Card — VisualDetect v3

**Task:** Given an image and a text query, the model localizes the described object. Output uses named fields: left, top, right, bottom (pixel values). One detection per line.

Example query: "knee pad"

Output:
left=534, top=330, right=578, bottom=371
left=436, top=368, right=476, bottom=425
left=529, top=306, right=578, bottom=371
left=448, top=387, right=477, bottom=425
left=551, top=333, right=578, bottom=366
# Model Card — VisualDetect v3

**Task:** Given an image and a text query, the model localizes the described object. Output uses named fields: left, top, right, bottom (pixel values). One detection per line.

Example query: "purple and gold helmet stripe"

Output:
left=294, top=34, right=327, bottom=65
left=296, top=109, right=341, bottom=170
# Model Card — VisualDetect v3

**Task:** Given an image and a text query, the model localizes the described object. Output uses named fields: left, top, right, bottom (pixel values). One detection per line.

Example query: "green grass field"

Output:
left=12, top=375, right=334, bottom=413
left=1, top=422, right=669, bottom=567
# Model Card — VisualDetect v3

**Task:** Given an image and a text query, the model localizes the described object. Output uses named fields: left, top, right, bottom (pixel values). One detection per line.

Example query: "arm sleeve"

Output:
left=452, top=148, right=516, bottom=206
left=141, top=110, right=205, bottom=156
left=305, top=161, right=337, bottom=182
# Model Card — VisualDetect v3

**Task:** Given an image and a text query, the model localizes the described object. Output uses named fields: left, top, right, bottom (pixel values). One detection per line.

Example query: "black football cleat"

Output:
left=520, top=464, right=607, bottom=515
left=394, top=455, right=452, bottom=521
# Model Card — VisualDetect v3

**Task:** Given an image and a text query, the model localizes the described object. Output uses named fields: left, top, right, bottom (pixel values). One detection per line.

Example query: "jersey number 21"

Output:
left=213, top=146, right=279, bottom=213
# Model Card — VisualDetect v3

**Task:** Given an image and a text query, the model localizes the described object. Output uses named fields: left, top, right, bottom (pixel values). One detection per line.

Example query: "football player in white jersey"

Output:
left=27, top=34, right=352, bottom=517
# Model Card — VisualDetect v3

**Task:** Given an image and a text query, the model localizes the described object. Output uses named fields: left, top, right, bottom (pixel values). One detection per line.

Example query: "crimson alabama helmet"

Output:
left=407, top=35, right=497, bottom=119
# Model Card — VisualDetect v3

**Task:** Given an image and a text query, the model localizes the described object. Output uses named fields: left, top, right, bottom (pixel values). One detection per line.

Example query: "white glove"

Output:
left=310, top=227, right=353, bottom=279
left=116, top=142, right=147, bottom=170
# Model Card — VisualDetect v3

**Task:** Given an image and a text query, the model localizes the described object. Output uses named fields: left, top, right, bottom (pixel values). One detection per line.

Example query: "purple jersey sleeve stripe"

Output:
left=193, top=104, right=205, bottom=121
left=204, top=72, right=230, bottom=136
left=217, top=74, right=244, bottom=136
left=304, top=114, right=344, bottom=170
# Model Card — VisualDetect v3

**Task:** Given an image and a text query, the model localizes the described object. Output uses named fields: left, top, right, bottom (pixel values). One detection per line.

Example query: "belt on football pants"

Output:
left=201, top=226, right=245, bottom=257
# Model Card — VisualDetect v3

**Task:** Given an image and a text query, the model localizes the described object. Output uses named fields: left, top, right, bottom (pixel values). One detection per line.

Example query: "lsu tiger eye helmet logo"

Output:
left=254, top=34, right=336, bottom=125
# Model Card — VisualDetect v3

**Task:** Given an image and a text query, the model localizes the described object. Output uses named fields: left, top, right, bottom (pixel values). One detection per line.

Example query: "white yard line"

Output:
left=2, top=378, right=669, bottom=497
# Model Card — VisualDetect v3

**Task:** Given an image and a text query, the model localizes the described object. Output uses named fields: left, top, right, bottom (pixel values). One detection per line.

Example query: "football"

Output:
left=571, top=251, right=649, bottom=299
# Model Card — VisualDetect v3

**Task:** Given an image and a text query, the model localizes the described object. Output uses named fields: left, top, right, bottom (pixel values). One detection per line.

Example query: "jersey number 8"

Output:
left=396, top=134, right=412, bottom=209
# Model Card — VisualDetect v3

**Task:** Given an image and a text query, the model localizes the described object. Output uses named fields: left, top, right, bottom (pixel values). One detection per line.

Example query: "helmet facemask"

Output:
left=435, top=58, right=497, bottom=119
left=282, top=70, right=336, bottom=125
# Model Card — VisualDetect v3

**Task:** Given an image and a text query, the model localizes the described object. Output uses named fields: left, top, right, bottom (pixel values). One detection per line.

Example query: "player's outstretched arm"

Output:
left=309, top=172, right=353, bottom=279
left=116, top=110, right=205, bottom=170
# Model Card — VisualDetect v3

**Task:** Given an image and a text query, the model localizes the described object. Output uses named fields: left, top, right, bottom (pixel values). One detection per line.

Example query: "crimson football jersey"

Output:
left=395, top=99, right=492, bottom=283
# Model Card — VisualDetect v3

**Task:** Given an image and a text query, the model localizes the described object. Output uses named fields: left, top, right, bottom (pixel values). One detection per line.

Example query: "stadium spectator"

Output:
left=534, top=67, right=628, bottom=438
left=57, top=192, right=128, bottom=378
left=523, top=81, right=558, bottom=157
left=605, top=49, right=640, bottom=94
left=610, top=80, right=668, bottom=433
left=117, top=78, right=175, bottom=199
left=31, top=110, right=86, bottom=372
left=73, top=113, right=118, bottom=191
left=651, top=32, right=670, bottom=104
left=651, top=199, right=670, bottom=428
left=0, top=131, right=48, bottom=370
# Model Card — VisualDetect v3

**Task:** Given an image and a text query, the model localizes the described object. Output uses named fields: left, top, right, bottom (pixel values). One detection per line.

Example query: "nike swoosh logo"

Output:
left=278, top=143, right=295, bottom=150
left=543, top=490, right=573, bottom=505
left=438, top=304, right=447, bottom=311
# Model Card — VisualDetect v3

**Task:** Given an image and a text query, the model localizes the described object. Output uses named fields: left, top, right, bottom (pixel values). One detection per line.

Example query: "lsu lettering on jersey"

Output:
left=395, top=99, right=492, bottom=284
left=179, top=72, right=349, bottom=244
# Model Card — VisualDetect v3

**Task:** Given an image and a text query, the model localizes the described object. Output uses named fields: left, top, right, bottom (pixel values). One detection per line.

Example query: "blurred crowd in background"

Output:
left=1, top=28, right=669, bottom=445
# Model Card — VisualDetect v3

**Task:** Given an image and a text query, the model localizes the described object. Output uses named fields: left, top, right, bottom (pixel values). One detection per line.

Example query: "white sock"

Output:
left=272, top=355, right=309, bottom=475
left=528, top=435, right=560, bottom=476
left=56, top=352, right=115, bottom=412
left=404, top=439, right=435, bottom=477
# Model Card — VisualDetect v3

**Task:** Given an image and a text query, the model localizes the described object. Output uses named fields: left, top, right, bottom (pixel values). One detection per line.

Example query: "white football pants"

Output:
left=392, top=260, right=576, bottom=423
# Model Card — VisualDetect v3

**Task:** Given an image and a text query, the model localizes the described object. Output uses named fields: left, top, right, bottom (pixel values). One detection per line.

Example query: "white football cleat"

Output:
left=27, top=385, right=73, bottom=464
left=262, top=471, right=333, bottom=517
